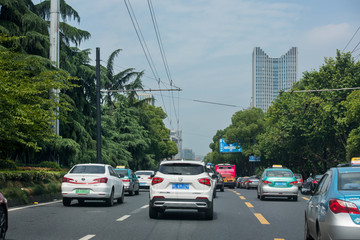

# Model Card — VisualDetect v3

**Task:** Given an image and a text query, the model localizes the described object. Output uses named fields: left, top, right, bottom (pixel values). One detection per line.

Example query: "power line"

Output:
left=283, top=87, right=360, bottom=93
left=343, top=25, right=360, bottom=52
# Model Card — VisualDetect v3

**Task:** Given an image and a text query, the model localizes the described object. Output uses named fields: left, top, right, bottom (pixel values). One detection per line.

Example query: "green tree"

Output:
left=0, top=35, right=77, bottom=159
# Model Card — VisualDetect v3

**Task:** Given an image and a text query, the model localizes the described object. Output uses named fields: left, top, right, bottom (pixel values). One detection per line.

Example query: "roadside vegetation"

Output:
left=204, top=51, right=360, bottom=178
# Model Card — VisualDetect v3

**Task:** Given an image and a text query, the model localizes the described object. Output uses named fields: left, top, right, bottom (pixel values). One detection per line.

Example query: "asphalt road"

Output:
left=7, top=188, right=310, bottom=240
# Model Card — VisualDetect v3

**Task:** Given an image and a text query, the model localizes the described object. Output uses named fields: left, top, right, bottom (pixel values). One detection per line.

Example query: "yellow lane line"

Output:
left=254, top=213, right=270, bottom=225
left=245, top=202, right=254, bottom=208
left=302, top=197, right=309, bottom=200
left=274, top=238, right=285, bottom=240
left=240, top=196, right=246, bottom=200
left=236, top=193, right=241, bottom=195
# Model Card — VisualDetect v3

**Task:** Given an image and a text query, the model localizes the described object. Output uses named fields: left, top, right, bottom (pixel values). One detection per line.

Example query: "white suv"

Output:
left=149, top=160, right=215, bottom=220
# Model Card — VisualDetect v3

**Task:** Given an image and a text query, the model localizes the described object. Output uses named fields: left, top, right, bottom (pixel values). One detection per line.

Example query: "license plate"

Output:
left=76, top=189, right=90, bottom=194
left=172, top=183, right=189, bottom=189
left=275, top=182, right=286, bottom=186
left=140, top=183, right=146, bottom=185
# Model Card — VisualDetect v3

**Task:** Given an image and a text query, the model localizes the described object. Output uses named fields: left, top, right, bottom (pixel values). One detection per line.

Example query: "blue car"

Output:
left=305, top=164, right=360, bottom=240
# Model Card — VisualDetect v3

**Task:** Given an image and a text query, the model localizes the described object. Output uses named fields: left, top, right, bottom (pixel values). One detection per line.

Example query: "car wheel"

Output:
left=304, top=216, right=313, bottom=240
left=63, top=197, right=71, bottom=206
left=129, top=188, right=134, bottom=196
left=205, top=202, right=214, bottom=220
left=221, top=185, right=224, bottom=192
left=316, top=224, right=322, bottom=240
left=118, top=188, right=125, bottom=204
left=106, top=189, right=114, bottom=207
left=135, top=185, right=140, bottom=195
left=260, top=194, right=265, bottom=200
left=293, top=196, right=298, bottom=201
left=0, top=206, right=7, bottom=240
left=149, top=205, right=158, bottom=219
left=78, top=199, right=84, bottom=205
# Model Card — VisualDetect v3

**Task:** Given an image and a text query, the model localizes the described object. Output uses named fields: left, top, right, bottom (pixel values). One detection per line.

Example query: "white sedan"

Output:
left=61, top=163, right=124, bottom=206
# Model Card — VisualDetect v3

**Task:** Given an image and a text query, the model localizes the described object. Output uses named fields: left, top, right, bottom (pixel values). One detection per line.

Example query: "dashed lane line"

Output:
left=245, top=202, right=254, bottom=208
left=78, top=234, right=96, bottom=240
left=302, top=197, right=309, bottom=201
left=254, top=213, right=270, bottom=225
left=117, top=214, right=131, bottom=222
left=240, top=196, right=246, bottom=200
left=9, top=200, right=62, bottom=212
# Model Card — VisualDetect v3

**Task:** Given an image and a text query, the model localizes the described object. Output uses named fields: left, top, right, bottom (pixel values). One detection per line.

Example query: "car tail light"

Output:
left=148, top=177, right=152, bottom=179
left=62, top=177, right=74, bottom=183
left=94, top=177, right=108, bottom=183
left=313, top=180, right=318, bottom=184
left=289, top=181, right=298, bottom=185
left=329, top=199, right=360, bottom=214
left=262, top=180, right=272, bottom=184
left=153, top=196, right=164, bottom=199
left=198, top=178, right=211, bottom=186
left=152, top=177, right=163, bottom=185
left=122, top=179, right=130, bottom=182
left=248, top=180, right=253, bottom=183
left=299, top=179, right=303, bottom=183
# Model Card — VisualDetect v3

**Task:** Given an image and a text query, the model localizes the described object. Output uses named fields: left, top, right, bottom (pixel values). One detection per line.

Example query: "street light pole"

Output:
left=50, top=0, right=60, bottom=135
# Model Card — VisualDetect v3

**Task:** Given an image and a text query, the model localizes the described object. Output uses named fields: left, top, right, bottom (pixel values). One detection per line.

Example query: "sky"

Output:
left=52, top=0, right=359, bottom=157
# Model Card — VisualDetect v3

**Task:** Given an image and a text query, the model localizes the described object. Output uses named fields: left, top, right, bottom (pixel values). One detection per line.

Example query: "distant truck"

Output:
left=215, top=164, right=236, bottom=188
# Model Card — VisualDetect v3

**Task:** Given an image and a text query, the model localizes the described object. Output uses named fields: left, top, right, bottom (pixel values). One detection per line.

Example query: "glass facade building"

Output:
left=252, top=47, right=298, bottom=112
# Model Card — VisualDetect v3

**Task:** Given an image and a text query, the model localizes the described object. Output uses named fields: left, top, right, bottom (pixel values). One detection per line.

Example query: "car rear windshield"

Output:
left=70, top=165, right=105, bottom=174
left=136, top=171, right=153, bottom=175
left=339, top=172, right=360, bottom=190
left=159, top=163, right=204, bottom=175
left=266, top=170, right=293, bottom=178
left=115, top=169, right=128, bottom=176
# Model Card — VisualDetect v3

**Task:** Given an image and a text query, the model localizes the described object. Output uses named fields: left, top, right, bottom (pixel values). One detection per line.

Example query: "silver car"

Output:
left=305, top=166, right=360, bottom=240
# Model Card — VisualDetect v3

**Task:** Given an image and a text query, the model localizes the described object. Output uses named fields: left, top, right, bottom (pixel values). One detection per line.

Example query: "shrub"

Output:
left=39, top=161, right=61, bottom=171
left=0, top=159, right=17, bottom=170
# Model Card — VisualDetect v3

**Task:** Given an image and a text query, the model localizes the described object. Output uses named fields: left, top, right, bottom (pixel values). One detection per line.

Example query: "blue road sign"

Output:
left=220, top=139, right=242, bottom=153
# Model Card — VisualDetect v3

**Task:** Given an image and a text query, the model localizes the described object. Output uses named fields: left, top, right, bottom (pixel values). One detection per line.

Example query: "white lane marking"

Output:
left=79, top=234, right=96, bottom=240
left=9, top=200, right=62, bottom=212
left=141, top=204, right=148, bottom=208
left=117, top=215, right=131, bottom=221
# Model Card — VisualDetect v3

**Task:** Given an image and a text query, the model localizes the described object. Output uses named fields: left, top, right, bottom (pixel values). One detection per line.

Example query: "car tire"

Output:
left=78, top=199, right=84, bottom=205
left=260, top=194, right=265, bottom=200
left=129, top=188, right=134, bottom=196
left=293, top=196, right=298, bottom=201
left=149, top=205, right=158, bottom=219
left=304, top=216, right=313, bottom=240
left=221, top=186, right=224, bottom=192
left=118, top=188, right=125, bottom=204
left=316, top=224, right=322, bottom=240
left=135, top=185, right=140, bottom=195
left=0, top=206, right=7, bottom=240
left=63, top=197, right=71, bottom=206
left=205, top=202, right=214, bottom=220
left=106, top=189, right=114, bottom=207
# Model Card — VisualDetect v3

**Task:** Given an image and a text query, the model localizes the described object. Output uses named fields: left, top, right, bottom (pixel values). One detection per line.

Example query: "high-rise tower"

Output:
left=252, top=47, right=298, bottom=112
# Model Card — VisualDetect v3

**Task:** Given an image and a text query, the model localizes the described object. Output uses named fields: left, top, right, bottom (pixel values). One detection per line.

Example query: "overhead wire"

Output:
left=147, top=0, right=180, bottom=130
left=123, top=0, right=171, bottom=127
left=343, top=25, right=360, bottom=52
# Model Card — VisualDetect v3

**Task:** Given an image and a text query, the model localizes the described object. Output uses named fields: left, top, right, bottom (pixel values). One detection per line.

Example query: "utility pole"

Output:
left=96, top=48, right=102, bottom=163
left=50, top=0, right=60, bottom=135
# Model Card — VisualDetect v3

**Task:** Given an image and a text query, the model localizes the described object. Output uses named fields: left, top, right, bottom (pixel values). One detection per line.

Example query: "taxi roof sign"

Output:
left=272, top=164, right=283, bottom=168
left=116, top=165, right=126, bottom=169
left=351, top=157, right=360, bottom=166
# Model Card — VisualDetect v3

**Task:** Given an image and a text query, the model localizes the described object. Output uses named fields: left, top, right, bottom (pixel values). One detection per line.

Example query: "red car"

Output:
left=0, top=192, right=8, bottom=240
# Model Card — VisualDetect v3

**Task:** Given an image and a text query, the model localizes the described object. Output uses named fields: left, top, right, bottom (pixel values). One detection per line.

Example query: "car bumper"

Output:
left=260, top=185, right=298, bottom=197
left=319, top=212, right=360, bottom=240
left=139, top=182, right=151, bottom=188
left=150, top=198, right=212, bottom=210
left=61, top=185, right=112, bottom=199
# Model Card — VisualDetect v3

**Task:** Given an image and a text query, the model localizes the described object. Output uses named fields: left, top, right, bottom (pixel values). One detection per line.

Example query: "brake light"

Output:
left=329, top=199, right=360, bottom=214
left=62, top=177, right=74, bottom=183
left=262, top=180, right=272, bottom=184
left=313, top=180, right=318, bottom=184
left=198, top=178, right=211, bottom=186
left=289, top=181, right=298, bottom=185
left=299, top=179, right=303, bottom=183
left=122, top=179, right=130, bottom=182
left=148, top=177, right=152, bottom=179
left=152, top=177, right=163, bottom=185
left=248, top=180, right=253, bottom=183
left=94, top=177, right=108, bottom=183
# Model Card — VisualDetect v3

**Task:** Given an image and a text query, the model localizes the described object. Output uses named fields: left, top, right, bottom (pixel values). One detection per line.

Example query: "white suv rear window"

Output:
left=159, top=163, right=204, bottom=175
